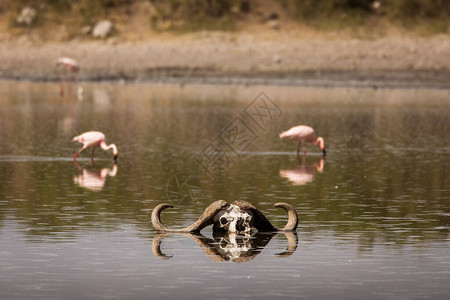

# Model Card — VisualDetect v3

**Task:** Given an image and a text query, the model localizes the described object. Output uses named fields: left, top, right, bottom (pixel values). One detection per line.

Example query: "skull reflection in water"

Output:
left=152, top=200, right=299, bottom=263
left=218, top=204, right=253, bottom=234
left=218, top=233, right=252, bottom=260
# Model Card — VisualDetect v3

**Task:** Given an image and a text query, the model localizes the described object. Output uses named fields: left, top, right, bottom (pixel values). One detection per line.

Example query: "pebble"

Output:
left=93, top=20, right=114, bottom=39
left=16, top=7, right=37, bottom=26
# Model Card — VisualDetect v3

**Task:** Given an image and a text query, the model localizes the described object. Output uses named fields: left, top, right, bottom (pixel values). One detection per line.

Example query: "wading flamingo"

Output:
left=72, top=131, right=118, bottom=162
left=279, top=125, right=326, bottom=156
left=55, top=57, right=82, bottom=97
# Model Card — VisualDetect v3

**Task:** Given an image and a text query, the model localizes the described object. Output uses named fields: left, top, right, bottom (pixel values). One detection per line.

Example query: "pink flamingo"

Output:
left=279, top=125, right=326, bottom=156
left=72, top=131, right=118, bottom=162
left=55, top=57, right=79, bottom=97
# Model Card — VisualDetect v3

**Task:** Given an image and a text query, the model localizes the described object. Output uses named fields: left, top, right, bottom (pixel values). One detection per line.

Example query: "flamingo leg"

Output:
left=303, top=145, right=306, bottom=157
left=57, top=72, right=64, bottom=97
left=296, top=142, right=301, bottom=156
left=67, top=70, right=72, bottom=96
left=91, top=148, right=95, bottom=162
left=73, top=146, right=87, bottom=162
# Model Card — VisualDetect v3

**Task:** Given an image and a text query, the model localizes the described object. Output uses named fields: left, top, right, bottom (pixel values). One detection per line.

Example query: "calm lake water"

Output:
left=0, top=80, right=449, bottom=299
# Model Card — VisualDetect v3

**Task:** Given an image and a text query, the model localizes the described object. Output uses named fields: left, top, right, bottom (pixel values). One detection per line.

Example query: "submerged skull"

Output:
left=218, top=204, right=253, bottom=233
left=152, top=200, right=298, bottom=233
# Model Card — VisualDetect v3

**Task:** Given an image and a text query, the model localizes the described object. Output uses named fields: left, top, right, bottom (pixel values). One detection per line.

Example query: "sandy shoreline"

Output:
left=1, top=32, right=450, bottom=89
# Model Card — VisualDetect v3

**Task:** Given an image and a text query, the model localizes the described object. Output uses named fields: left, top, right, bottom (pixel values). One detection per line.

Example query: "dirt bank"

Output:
left=1, top=31, right=449, bottom=88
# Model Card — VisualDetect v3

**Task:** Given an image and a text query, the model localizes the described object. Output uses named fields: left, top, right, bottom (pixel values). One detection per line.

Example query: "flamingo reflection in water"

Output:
left=55, top=57, right=83, bottom=99
left=73, top=162, right=118, bottom=192
left=279, top=157, right=324, bottom=186
left=152, top=231, right=298, bottom=263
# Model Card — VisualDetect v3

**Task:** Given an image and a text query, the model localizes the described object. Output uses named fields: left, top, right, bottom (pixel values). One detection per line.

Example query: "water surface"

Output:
left=0, top=80, right=449, bottom=299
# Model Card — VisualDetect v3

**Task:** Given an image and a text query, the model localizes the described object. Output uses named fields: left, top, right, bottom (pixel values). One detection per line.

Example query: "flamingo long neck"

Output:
left=100, top=142, right=118, bottom=156
left=315, top=137, right=325, bottom=150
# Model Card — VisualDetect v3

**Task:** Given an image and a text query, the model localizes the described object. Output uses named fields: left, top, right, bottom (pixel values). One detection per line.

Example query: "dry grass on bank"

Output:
left=0, top=0, right=449, bottom=43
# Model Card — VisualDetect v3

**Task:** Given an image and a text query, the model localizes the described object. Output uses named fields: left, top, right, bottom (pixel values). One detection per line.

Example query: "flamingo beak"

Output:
left=322, top=148, right=326, bottom=156
left=113, top=154, right=118, bottom=162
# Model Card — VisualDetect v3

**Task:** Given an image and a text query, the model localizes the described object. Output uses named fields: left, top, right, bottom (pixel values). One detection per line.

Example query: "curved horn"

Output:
left=274, top=202, right=298, bottom=231
left=151, top=233, right=174, bottom=260
left=151, top=232, right=228, bottom=262
left=275, top=231, right=298, bottom=257
left=152, top=200, right=229, bottom=233
left=232, top=200, right=298, bottom=232
left=152, top=203, right=174, bottom=231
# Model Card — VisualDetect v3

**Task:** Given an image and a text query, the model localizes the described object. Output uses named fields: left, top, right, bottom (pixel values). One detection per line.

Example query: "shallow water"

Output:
left=0, top=80, right=449, bottom=299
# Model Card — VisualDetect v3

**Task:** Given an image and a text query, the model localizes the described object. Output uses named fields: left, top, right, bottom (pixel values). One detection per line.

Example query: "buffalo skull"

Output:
left=152, top=200, right=298, bottom=233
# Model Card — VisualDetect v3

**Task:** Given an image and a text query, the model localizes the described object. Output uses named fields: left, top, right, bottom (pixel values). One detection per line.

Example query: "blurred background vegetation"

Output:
left=280, top=0, right=449, bottom=32
left=1, top=0, right=449, bottom=36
